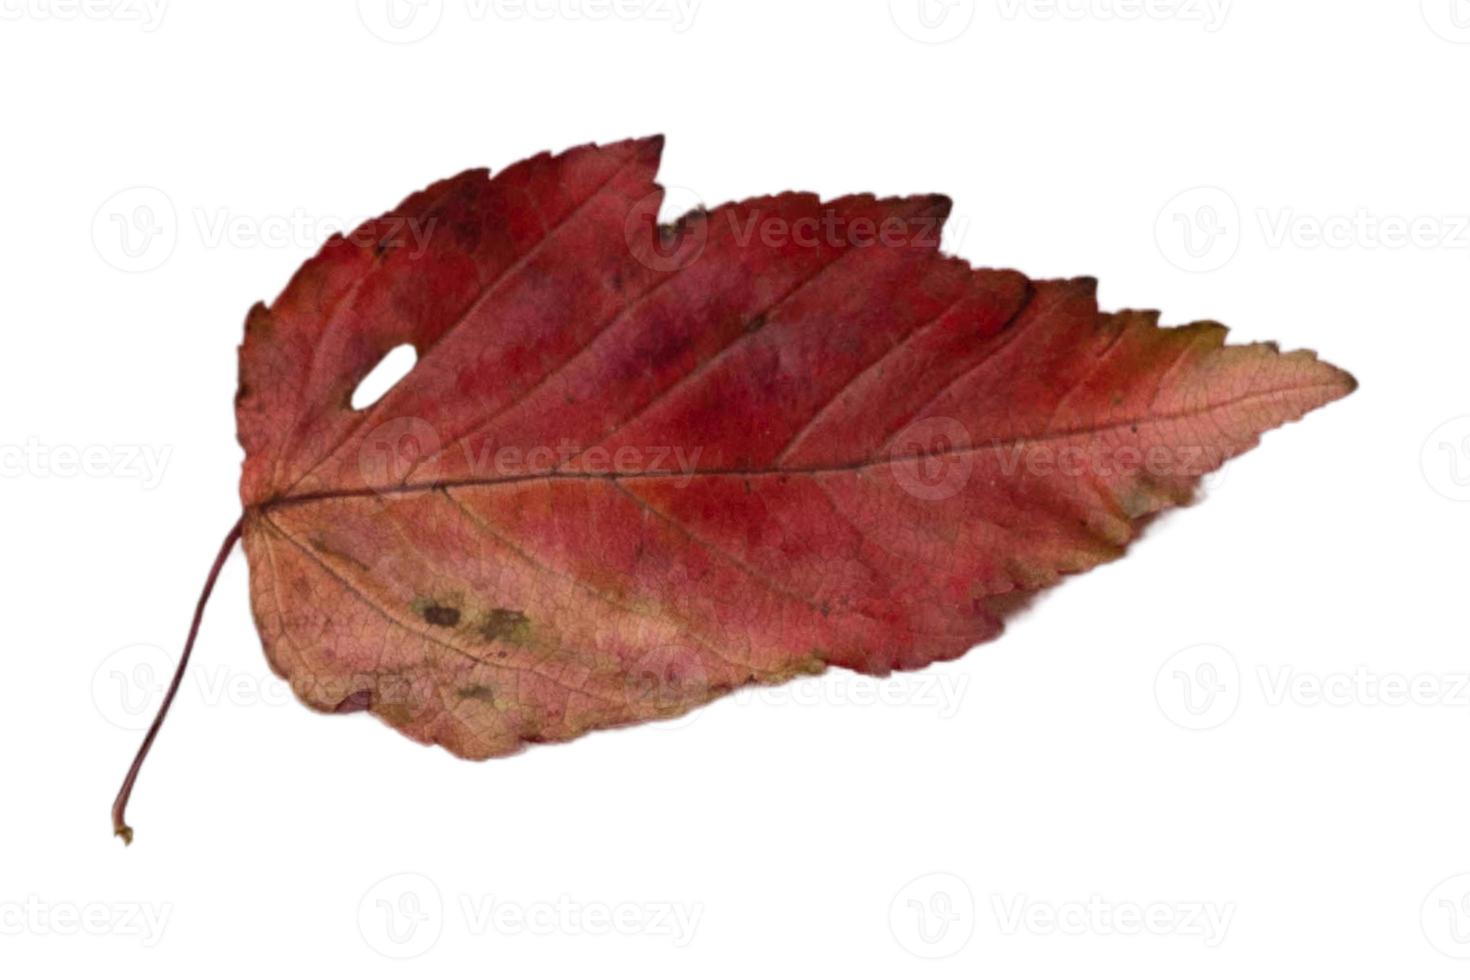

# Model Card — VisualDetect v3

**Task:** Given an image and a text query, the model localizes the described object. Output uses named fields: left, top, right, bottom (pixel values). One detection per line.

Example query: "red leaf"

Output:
left=232, top=136, right=1353, bottom=757
left=116, top=136, right=1355, bottom=837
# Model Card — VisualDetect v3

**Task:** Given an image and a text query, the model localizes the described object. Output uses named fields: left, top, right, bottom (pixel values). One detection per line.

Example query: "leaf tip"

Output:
left=1299, top=350, right=1358, bottom=403
left=632, top=133, right=666, bottom=165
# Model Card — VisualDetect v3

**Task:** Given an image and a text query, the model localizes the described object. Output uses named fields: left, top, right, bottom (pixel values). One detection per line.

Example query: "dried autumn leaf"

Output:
left=114, top=136, right=1353, bottom=840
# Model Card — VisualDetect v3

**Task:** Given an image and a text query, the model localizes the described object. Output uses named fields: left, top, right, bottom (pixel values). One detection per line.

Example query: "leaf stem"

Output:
left=111, top=516, right=245, bottom=845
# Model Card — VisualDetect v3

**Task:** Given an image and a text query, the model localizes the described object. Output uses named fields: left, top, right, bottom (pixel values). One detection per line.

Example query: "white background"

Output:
left=1, top=0, right=1466, bottom=975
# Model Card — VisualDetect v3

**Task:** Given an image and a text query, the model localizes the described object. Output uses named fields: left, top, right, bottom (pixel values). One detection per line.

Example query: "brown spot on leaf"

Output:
left=422, top=604, right=461, bottom=627
left=479, top=608, right=529, bottom=643
left=457, top=684, right=496, bottom=704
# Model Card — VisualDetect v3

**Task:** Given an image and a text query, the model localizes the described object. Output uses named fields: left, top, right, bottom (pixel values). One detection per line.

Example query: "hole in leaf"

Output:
left=351, top=343, right=417, bottom=410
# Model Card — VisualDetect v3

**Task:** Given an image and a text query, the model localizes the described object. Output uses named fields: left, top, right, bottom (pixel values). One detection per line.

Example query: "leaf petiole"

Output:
left=111, top=516, right=245, bottom=845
